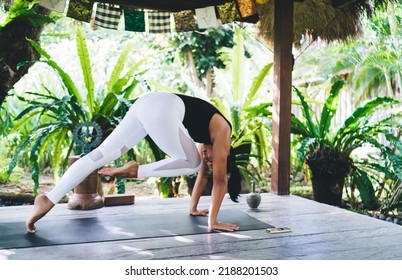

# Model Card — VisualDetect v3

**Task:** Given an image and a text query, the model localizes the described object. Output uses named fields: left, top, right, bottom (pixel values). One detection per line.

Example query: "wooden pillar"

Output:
left=271, top=0, right=294, bottom=195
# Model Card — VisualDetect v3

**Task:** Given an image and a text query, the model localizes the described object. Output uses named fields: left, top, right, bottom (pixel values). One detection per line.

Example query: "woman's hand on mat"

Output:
left=209, top=222, right=240, bottom=232
left=189, top=209, right=209, bottom=216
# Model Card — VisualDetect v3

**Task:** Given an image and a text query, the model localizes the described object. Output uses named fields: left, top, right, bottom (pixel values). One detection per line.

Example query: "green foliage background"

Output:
left=1, top=2, right=402, bottom=214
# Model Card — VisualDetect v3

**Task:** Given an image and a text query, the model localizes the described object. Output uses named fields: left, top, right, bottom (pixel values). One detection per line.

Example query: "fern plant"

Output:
left=1, top=0, right=55, bottom=28
left=7, top=26, right=147, bottom=194
left=251, top=80, right=402, bottom=209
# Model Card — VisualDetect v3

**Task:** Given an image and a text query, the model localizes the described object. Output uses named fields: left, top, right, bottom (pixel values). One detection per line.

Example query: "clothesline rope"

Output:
left=39, top=0, right=260, bottom=33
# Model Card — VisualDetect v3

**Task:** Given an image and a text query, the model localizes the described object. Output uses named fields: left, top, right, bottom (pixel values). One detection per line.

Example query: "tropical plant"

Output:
left=211, top=28, right=273, bottom=190
left=375, top=130, right=402, bottom=215
left=293, top=2, right=402, bottom=104
left=6, top=26, right=146, bottom=194
left=0, top=137, right=24, bottom=184
left=167, top=26, right=235, bottom=96
left=381, top=178, right=402, bottom=215
left=251, top=79, right=402, bottom=208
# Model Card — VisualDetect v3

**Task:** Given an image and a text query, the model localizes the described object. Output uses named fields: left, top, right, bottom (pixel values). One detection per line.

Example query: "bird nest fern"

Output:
left=305, top=146, right=354, bottom=178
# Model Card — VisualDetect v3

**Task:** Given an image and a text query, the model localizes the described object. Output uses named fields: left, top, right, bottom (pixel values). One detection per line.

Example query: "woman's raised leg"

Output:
left=26, top=100, right=148, bottom=233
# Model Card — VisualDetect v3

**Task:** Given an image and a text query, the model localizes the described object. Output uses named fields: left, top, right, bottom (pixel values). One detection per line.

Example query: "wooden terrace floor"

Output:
left=1, top=193, right=402, bottom=260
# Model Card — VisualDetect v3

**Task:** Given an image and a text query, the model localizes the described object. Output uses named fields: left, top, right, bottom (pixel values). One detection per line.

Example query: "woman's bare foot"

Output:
left=26, top=195, right=55, bottom=233
left=209, top=222, right=240, bottom=232
left=189, top=209, right=209, bottom=216
left=98, top=160, right=139, bottom=178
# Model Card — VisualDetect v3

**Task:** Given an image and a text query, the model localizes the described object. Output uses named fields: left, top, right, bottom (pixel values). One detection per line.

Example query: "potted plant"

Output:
left=305, top=145, right=353, bottom=206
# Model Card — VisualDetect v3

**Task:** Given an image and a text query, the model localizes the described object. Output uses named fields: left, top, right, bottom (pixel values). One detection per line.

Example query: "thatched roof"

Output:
left=257, top=0, right=374, bottom=48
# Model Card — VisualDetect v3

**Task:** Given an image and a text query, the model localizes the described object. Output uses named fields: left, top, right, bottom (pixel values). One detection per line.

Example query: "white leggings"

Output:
left=46, top=93, right=202, bottom=204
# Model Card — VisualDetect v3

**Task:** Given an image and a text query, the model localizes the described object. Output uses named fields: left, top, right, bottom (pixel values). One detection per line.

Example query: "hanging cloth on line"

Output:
left=217, top=1, right=240, bottom=24
left=66, top=0, right=94, bottom=22
left=94, top=3, right=122, bottom=30
left=124, top=9, right=146, bottom=32
left=148, top=11, right=172, bottom=33
left=195, top=6, right=221, bottom=29
left=39, top=0, right=67, bottom=13
left=236, top=0, right=259, bottom=23
left=173, top=10, right=197, bottom=32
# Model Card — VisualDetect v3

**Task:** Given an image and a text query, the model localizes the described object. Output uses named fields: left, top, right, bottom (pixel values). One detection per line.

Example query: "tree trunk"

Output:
left=205, top=68, right=213, bottom=98
left=0, top=4, right=51, bottom=108
left=387, top=0, right=398, bottom=37
left=185, top=50, right=203, bottom=89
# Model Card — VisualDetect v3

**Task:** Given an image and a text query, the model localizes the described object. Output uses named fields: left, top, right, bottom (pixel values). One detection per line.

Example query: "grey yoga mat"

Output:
left=0, top=209, right=273, bottom=249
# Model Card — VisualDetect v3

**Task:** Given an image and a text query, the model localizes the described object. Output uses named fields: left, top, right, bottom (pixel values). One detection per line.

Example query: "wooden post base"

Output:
left=67, top=156, right=104, bottom=210
left=68, top=193, right=104, bottom=210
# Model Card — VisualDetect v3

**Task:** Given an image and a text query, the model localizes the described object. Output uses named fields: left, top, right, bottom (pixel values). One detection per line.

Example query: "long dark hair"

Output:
left=226, top=146, right=241, bottom=202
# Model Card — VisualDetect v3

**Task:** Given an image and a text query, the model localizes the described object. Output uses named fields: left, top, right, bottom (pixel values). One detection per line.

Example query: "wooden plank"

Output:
left=3, top=223, right=402, bottom=260
left=103, top=194, right=135, bottom=206
left=271, top=0, right=294, bottom=195
left=2, top=194, right=402, bottom=260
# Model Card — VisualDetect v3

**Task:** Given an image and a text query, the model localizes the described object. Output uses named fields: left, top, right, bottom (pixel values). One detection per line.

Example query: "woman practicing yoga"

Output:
left=26, top=92, right=241, bottom=233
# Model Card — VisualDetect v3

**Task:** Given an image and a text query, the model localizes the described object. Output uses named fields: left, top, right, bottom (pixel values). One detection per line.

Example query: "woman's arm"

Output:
left=208, top=116, right=240, bottom=231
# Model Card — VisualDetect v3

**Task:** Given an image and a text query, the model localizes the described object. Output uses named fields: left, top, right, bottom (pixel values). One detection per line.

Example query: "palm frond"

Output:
left=28, top=39, right=83, bottom=105
left=76, top=27, right=94, bottom=117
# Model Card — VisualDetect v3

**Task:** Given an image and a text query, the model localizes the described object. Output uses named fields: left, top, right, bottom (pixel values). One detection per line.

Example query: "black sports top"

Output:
left=175, top=94, right=231, bottom=144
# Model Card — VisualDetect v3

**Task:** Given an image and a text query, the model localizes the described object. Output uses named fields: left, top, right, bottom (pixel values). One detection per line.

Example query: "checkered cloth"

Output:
left=94, top=3, right=122, bottom=30
left=66, top=0, right=94, bottom=22
left=148, top=11, right=172, bottom=33
left=39, top=0, right=67, bottom=13
left=124, top=9, right=146, bottom=32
